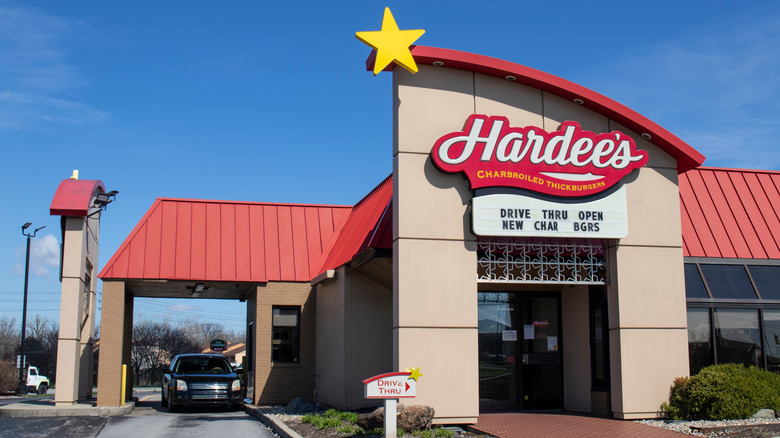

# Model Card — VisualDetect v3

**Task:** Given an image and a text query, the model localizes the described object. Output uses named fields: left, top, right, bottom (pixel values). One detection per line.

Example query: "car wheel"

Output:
left=37, top=384, right=47, bottom=395
left=160, top=388, right=167, bottom=405
left=165, top=390, right=177, bottom=413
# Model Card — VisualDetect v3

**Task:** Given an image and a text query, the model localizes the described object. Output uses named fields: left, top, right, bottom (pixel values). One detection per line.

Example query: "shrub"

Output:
left=0, top=361, right=18, bottom=393
left=662, top=363, right=780, bottom=420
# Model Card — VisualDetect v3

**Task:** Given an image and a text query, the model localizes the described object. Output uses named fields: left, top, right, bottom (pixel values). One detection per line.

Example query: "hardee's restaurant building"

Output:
left=95, top=45, right=780, bottom=424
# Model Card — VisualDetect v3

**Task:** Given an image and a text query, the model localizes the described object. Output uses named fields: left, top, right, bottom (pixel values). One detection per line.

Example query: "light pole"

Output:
left=17, top=222, right=45, bottom=395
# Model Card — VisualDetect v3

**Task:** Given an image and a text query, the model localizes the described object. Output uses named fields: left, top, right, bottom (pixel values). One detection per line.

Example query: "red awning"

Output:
left=50, top=179, right=105, bottom=217
left=99, top=198, right=352, bottom=282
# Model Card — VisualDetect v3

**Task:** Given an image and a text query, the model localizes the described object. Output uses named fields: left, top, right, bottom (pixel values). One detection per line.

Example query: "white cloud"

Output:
left=0, top=5, right=109, bottom=130
left=578, top=12, right=780, bottom=169
left=168, top=303, right=199, bottom=312
left=11, top=233, right=60, bottom=279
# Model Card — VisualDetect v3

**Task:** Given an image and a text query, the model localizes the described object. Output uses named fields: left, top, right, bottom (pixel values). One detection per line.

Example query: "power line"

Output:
left=0, top=290, right=61, bottom=294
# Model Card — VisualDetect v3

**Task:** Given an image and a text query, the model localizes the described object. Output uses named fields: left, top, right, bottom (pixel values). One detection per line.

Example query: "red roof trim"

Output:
left=314, top=175, right=393, bottom=276
left=155, top=197, right=351, bottom=208
left=686, top=166, right=780, bottom=175
left=399, top=46, right=705, bottom=173
left=50, top=179, right=105, bottom=217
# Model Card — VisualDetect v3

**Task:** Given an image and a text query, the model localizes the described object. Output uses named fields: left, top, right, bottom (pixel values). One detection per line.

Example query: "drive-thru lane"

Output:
left=0, top=388, right=276, bottom=438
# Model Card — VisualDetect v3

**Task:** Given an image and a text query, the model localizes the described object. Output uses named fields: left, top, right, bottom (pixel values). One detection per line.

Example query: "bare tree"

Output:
left=20, top=317, right=58, bottom=381
left=0, top=317, right=18, bottom=362
left=27, top=314, right=54, bottom=341
left=131, top=319, right=199, bottom=385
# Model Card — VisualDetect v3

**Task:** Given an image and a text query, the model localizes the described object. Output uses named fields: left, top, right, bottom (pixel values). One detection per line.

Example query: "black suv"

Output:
left=161, top=354, right=244, bottom=411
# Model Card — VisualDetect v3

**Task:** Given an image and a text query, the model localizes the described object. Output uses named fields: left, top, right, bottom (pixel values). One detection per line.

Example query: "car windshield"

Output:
left=174, top=356, right=232, bottom=374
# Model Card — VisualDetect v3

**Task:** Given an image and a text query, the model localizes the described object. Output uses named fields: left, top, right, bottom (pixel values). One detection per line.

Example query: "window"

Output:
left=700, top=265, right=757, bottom=299
left=684, top=264, right=709, bottom=299
left=272, top=306, right=300, bottom=363
left=749, top=266, right=780, bottom=300
left=714, top=308, right=762, bottom=367
left=763, top=310, right=780, bottom=374
left=685, top=262, right=780, bottom=375
left=687, top=308, right=713, bottom=374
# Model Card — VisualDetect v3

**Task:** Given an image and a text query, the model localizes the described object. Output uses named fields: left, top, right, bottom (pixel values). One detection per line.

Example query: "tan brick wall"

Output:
left=315, top=268, right=346, bottom=407
left=254, top=282, right=316, bottom=405
left=96, top=281, right=127, bottom=406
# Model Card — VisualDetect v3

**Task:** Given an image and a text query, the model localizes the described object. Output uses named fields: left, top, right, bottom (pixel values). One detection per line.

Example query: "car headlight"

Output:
left=175, top=379, right=188, bottom=391
left=231, top=379, right=241, bottom=392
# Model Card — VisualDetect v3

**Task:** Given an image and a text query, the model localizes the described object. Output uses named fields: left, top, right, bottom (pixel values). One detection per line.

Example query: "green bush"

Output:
left=662, top=363, right=780, bottom=420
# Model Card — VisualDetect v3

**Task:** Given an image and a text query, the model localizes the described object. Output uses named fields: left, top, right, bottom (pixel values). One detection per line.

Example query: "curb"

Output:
left=243, top=406, right=304, bottom=438
left=0, top=401, right=135, bottom=417
left=691, top=423, right=780, bottom=434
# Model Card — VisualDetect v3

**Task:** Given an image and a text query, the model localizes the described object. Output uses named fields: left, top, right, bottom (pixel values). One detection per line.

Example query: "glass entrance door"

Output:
left=518, top=296, right=562, bottom=410
left=478, top=292, right=562, bottom=411
left=478, top=292, right=519, bottom=411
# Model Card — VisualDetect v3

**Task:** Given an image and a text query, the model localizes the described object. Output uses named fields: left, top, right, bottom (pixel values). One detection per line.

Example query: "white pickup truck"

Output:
left=26, top=366, right=50, bottom=395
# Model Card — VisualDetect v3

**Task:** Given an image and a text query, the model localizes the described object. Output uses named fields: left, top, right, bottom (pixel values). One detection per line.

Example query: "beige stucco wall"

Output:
left=395, top=66, right=480, bottom=424
left=56, top=214, right=100, bottom=405
left=346, top=268, right=393, bottom=409
left=394, top=64, right=689, bottom=420
left=562, top=286, right=591, bottom=413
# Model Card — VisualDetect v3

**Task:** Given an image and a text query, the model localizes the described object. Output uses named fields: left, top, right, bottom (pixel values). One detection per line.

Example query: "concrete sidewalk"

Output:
left=0, top=397, right=134, bottom=417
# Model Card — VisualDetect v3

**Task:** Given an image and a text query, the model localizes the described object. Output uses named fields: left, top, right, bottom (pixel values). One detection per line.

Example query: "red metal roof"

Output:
left=383, top=46, right=706, bottom=173
left=99, top=199, right=351, bottom=282
left=50, top=179, right=105, bottom=217
left=681, top=167, right=780, bottom=259
left=315, top=176, right=393, bottom=275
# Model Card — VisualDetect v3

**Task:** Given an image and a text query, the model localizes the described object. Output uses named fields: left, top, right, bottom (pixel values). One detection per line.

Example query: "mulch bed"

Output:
left=281, top=416, right=490, bottom=438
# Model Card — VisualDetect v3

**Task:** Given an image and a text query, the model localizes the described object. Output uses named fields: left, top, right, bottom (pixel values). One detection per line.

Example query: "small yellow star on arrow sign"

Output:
left=356, top=7, right=425, bottom=75
left=405, top=367, right=423, bottom=382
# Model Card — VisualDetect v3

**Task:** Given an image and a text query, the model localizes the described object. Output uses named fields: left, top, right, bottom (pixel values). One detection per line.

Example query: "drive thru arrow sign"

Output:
left=363, top=372, right=416, bottom=399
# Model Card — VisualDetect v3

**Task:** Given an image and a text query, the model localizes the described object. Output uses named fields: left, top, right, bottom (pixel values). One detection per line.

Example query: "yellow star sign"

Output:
left=405, top=367, right=423, bottom=382
left=356, top=8, right=425, bottom=75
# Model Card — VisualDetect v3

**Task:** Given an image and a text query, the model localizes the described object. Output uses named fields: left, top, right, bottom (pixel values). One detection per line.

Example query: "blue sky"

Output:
left=1, top=1, right=779, bottom=335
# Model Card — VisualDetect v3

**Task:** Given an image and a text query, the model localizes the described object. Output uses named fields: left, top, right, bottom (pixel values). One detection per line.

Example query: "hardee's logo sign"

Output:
left=432, top=115, right=649, bottom=197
